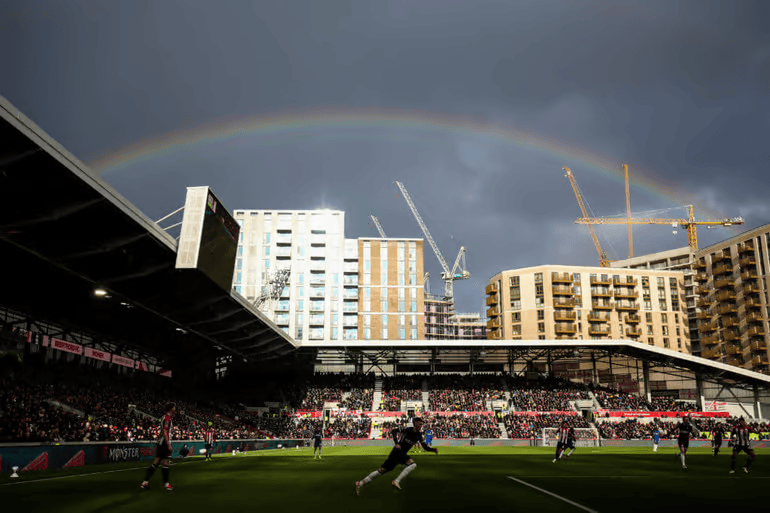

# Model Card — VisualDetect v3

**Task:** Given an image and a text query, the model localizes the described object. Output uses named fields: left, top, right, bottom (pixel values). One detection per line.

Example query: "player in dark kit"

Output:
left=552, top=421, right=573, bottom=462
left=204, top=423, right=216, bottom=461
left=674, top=416, right=699, bottom=469
left=355, top=417, right=438, bottom=494
left=729, top=418, right=756, bottom=474
left=712, top=424, right=725, bottom=457
left=140, top=402, right=176, bottom=492
left=313, top=429, right=323, bottom=460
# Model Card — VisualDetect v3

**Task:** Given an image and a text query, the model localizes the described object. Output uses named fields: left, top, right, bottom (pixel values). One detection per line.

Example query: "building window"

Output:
left=661, top=313, right=668, bottom=324
left=663, top=337, right=670, bottom=348
left=511, top=300, right=521, bottom=311
left=646, top=312, right=653, bottom=323
left=512, top=325, right=521, bottom=336
left=538, top=322, right=545, bottom=333
left=364, top=328, right=371, bottom=340
left=537, top=310, right=545, bottom=320
left=647, top=325, right=654, bottom=335
left=411, top=301, right=417, bottom=312
left=662, top=326, right=669, bottom=336
left=510, top=276, right=520, bottom=286
left=411, top=328, right=417, bottom=340
left=399, top=328, right=406, bottom=340
left=535, top=272, right=543, bottom=283
left=512, top=312, right=521, bottom=322
left=659, top=300, right=667, bottom=311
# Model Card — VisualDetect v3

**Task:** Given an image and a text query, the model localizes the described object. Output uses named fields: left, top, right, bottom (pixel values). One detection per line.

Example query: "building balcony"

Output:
left=740, top=270, right=759, bottom=282
left=343, top=276, right=358, bottom=286
left=626, top=327, right=643, bottom=337
left=695, top=272, right=710, bottom=283
left=310, top=261, right=326, bottom=271
left=486, top=306, right=500, bottom=318
left=590, top=276, right=611, bottom=286
left=588, top=312, right=610, bottom=323
left=614, top=290, right=638, bottom=299
left=746, top=326, right=766, bottom=338
left=712, top=253, right=730, bottom=263
left=744, top=297, right=763, bottom=309
left=696, top=297, right=713, bottom=309
left=698, top=321, right=717, bottom=333
left=343, top=264, right=358, bottom=273
left=738, top=241, right=754, bottom=253
left=486, top=295, right=499, bottom=306
left=743, top=284, right=761, bottom=296
left=592, top=300, right=613, bottom=310
left=715, top=290, right=736, bottom=302
left=723, top=330, right=740, bottom=342
left=552, top=272, right=573, bottom=284
left=552, top=285, right=574, bottom=296
left=695, top=284, right=711, bottom=295
left=722, top=316, right=739, bottom=328
left=275, top=248, right=292, bottom=258
left=554, top=298, right=576, bottom=308
left=717, top=303, right=738, bottom=315
left=556, top=335, right=577, bottom=340
left=554, top=311, right=577, bottom=321
left=750, top=356, right=769, bottom=368
left=696, top=309, right=713, bottom=320
left=590, top=288, right=612, bottom=298
left=726, top=344, right=742, bottom=355
left=486, top=319, right=500, bottom=330
left=343, top=290, right=359, bottom=299
left=487, top=330, right=501, bottom=340
left=726, top=358, right=745, bottom=368
left=701, top=348, right=721, bottom=359
left=486, top=283, right=498, bottom=294
left=309, top=277, right=326, bottom=286
left=616, top=302, right=640, bottom=311
left=588, top=325, right=610, bottom=336
left=555, top=323, right=577, bottom=334
left=701, top=334, right=720, bottom=346
left=747, top=340, right=768, bottom=353
left=625, top=314, right=641, bottom=324
left=613, top=277, right=638, bottom=287
left=712, top=264, right=733, bottom=276
left=746, top=312, right=764, bottom=324
left=714, top=278, right=735, bottom=289
left=694, top=260, right=707, bottom=270
left=739, top=256, right=757, bottom=268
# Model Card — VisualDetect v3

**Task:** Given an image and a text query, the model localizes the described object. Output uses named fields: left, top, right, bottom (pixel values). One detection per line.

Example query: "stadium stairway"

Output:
left=341, top=391, right=351, bottom=403
left=372, top=377, right=383, bottom=411
left=128, top=406, right=158, bottom=422
left=588, top=391, right=603, bottom=410
left=422, top=379, right=430, bottom=409
left=498, top=422, right=508, bottom=438
left=44, top=399, right=84, bottom=417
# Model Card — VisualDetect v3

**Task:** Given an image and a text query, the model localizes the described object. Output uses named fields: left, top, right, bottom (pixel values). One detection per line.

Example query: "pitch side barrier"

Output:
left=0, top=439, right=304, bottom=473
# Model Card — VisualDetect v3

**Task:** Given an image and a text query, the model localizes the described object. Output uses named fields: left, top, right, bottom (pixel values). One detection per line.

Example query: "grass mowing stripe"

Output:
left=507, top=476, right=599, bottom=513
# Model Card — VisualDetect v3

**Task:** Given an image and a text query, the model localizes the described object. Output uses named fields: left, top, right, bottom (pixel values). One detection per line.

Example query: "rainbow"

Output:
left=87, top=106, right=722, bottom=218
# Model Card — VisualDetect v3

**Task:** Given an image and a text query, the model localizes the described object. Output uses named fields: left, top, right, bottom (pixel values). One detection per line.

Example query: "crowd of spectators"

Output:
left=594, top=390, right=697, bottom=412
left=424, top=414, right=500, bottom=439
left=507, top=378, right=588, bottom=412
left=428, top=374, right=503, bottom=412
left=596, top=417, right=770, bottom=440
left=326, top=415, right=372, bottom=438
left=503, top=414, right=591, bottom=439
left=381, top=375, right=423, bottom=411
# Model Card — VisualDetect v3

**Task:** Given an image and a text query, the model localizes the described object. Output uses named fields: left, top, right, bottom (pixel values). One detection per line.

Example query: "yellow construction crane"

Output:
left=563, top=167, right=611, bottom=267
left=576, top=205, right=744, bottom=251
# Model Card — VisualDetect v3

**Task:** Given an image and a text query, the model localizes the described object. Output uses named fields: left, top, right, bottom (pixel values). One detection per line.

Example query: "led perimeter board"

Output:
left=175, top=186, right=240, bottom=291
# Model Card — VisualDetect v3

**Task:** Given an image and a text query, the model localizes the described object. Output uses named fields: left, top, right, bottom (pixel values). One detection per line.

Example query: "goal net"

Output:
left=542, top=427, right=600, bottom=447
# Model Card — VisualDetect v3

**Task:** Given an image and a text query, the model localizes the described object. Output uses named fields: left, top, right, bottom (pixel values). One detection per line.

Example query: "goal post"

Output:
left=542, top=427, right=600, bottom=447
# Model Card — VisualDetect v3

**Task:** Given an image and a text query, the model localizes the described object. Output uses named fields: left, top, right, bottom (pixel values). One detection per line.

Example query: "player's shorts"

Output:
left=555, top=441, right=567, bottom=453
left=713, top=439, right=722, bottom=447
left=732, top=444, right=753, bottom=454
left=155, top=443, right=172, bottom=460
left=677, top=437, right=689, bottom=450
left=381, top=449, right=411, bottom=472
left=653, top=438, right=659, bottom=444
left=314, top=442, right=322, bottom=448
left=425, top=439, right=433, bottom=446
left=567, top=440, right=576, bottom=450
left=205, top=443, right=212, bottom=451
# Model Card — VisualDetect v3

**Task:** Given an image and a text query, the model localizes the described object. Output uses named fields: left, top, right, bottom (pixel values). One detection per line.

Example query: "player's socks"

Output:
left=680, top=454, right=686, bottom=467
left=144, top=463, right=157, bottom=481
left=360, top=470, right=382, bottom=486
left=162, top=465, right=170, bottom=484
left=567, top=449, right=575, bottom=457
left=393, top=462, right=416, bottom=486
left=653, top=445, right=657, bottom=452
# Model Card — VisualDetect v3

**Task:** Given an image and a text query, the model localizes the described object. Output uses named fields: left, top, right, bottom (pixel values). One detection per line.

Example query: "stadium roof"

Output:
left=302, top=340, right=770, bottom=391
left=0, top=95, right=297, bottom=363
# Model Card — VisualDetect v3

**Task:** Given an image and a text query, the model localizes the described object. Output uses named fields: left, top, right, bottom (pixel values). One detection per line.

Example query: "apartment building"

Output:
left=231, top=209, right=356, bottom=343
left=485, top=265, right=690, bottom=354
left=610, top=247, right=701, bottom=353
left=358, top=238, right=425, bottom=341
left=692, top=224, right=770, bottom=374
left=424, top=295, right=487, bottom=340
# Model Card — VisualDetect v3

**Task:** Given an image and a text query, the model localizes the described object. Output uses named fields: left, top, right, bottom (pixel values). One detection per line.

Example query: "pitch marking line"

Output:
left=507, top=476, right=598, bottom=513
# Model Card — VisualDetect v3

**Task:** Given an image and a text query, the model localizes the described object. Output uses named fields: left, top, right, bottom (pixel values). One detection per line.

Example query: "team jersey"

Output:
left=712, top=426, right=724, bottom=442
left=676, top=422, right=698, bottom=440
left=557, top=427, right=570, bottom=444
left=204, top=429, right=215, bottom=445
left=425, top=429, right=434, bottom=440
left=392, top=426, right=434, bottom=454
left=567, top=428, right=576, bottom=443
left=313, top=432, right=322, bottom=445
left=159, top=414, right=173, bottom=446
left=653, top=429, right=660, bottom=441
left=732, top=425, right=752, bottom=448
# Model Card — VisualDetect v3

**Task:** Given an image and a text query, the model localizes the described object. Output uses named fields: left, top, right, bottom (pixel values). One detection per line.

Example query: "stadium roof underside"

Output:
left=302, top=340, right=770, bottom=392
left=0, top=96, right=297, bottom=363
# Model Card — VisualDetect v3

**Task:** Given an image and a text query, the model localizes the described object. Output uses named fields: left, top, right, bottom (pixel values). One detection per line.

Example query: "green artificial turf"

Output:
left=2, top=446, right=768, bottom=513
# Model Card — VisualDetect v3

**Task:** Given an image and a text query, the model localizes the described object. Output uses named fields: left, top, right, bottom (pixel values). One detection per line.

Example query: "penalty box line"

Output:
left=506, top=476, right=599, bottom=513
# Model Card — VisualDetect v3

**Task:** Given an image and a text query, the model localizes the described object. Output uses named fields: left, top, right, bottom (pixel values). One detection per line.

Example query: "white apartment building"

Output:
left=231, top=209, right=359, bottom=343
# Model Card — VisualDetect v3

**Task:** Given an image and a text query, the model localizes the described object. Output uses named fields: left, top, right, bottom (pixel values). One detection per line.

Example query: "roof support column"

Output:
left=642, top=359, right=651, bottom=403
left=592, top=353, right=598, bottom=385
left=695, top=373, right=705, bottom=412
left=753, top=384, right=763, bottom=419
left=431, top=348, right=437, bottom=376
left=546, top=350, right=552, bottom=378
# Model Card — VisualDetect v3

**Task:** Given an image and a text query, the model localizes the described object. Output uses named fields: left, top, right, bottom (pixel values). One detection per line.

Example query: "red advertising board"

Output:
left=51, top=338, right=83, bottom=355
left=112, top=355, right=135, bottom=368
left=157, top=369, right=172, bottom=378
left=596, top=410, right=729, bottom=418
left=84, top=347, right=112, bottom=362
left=135, top=361, right=149, bottom=371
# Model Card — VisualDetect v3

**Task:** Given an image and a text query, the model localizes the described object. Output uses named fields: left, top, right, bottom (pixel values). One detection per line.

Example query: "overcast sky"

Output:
left=2, top=0, right=769, bottom=313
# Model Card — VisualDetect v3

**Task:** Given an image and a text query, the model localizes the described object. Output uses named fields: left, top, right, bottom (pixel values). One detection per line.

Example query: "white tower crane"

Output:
left=369, top=215, right=387, bottom=238
left=394, top=181, right=469, bottom=301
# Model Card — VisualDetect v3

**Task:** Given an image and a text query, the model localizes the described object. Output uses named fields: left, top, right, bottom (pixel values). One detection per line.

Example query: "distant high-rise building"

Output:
left=485, top=265, right=691, bottom=354
left=424, top=294, right=487, bottom=340
left=357, top=238, right=425, bottom=341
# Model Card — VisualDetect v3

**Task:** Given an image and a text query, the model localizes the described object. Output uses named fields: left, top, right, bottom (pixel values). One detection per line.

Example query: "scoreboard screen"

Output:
left=175, top=186, right=241, bottom=292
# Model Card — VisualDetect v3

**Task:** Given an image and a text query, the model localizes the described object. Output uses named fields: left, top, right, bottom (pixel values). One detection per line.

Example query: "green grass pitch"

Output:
left=2, top=446, right=767, bottom=512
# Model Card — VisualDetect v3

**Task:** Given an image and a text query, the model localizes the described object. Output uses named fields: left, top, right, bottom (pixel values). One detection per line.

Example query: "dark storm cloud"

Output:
left=1, top=0, right=769, bottom=312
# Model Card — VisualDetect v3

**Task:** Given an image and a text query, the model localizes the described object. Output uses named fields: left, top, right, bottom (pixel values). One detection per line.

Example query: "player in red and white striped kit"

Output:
left=552, top=421, right=572, bottom=463
left=729, top=418, right=756, bottom=474
left=204, top=425, right=216, bottom=461
left=140, top=402, right=176, bottom=492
